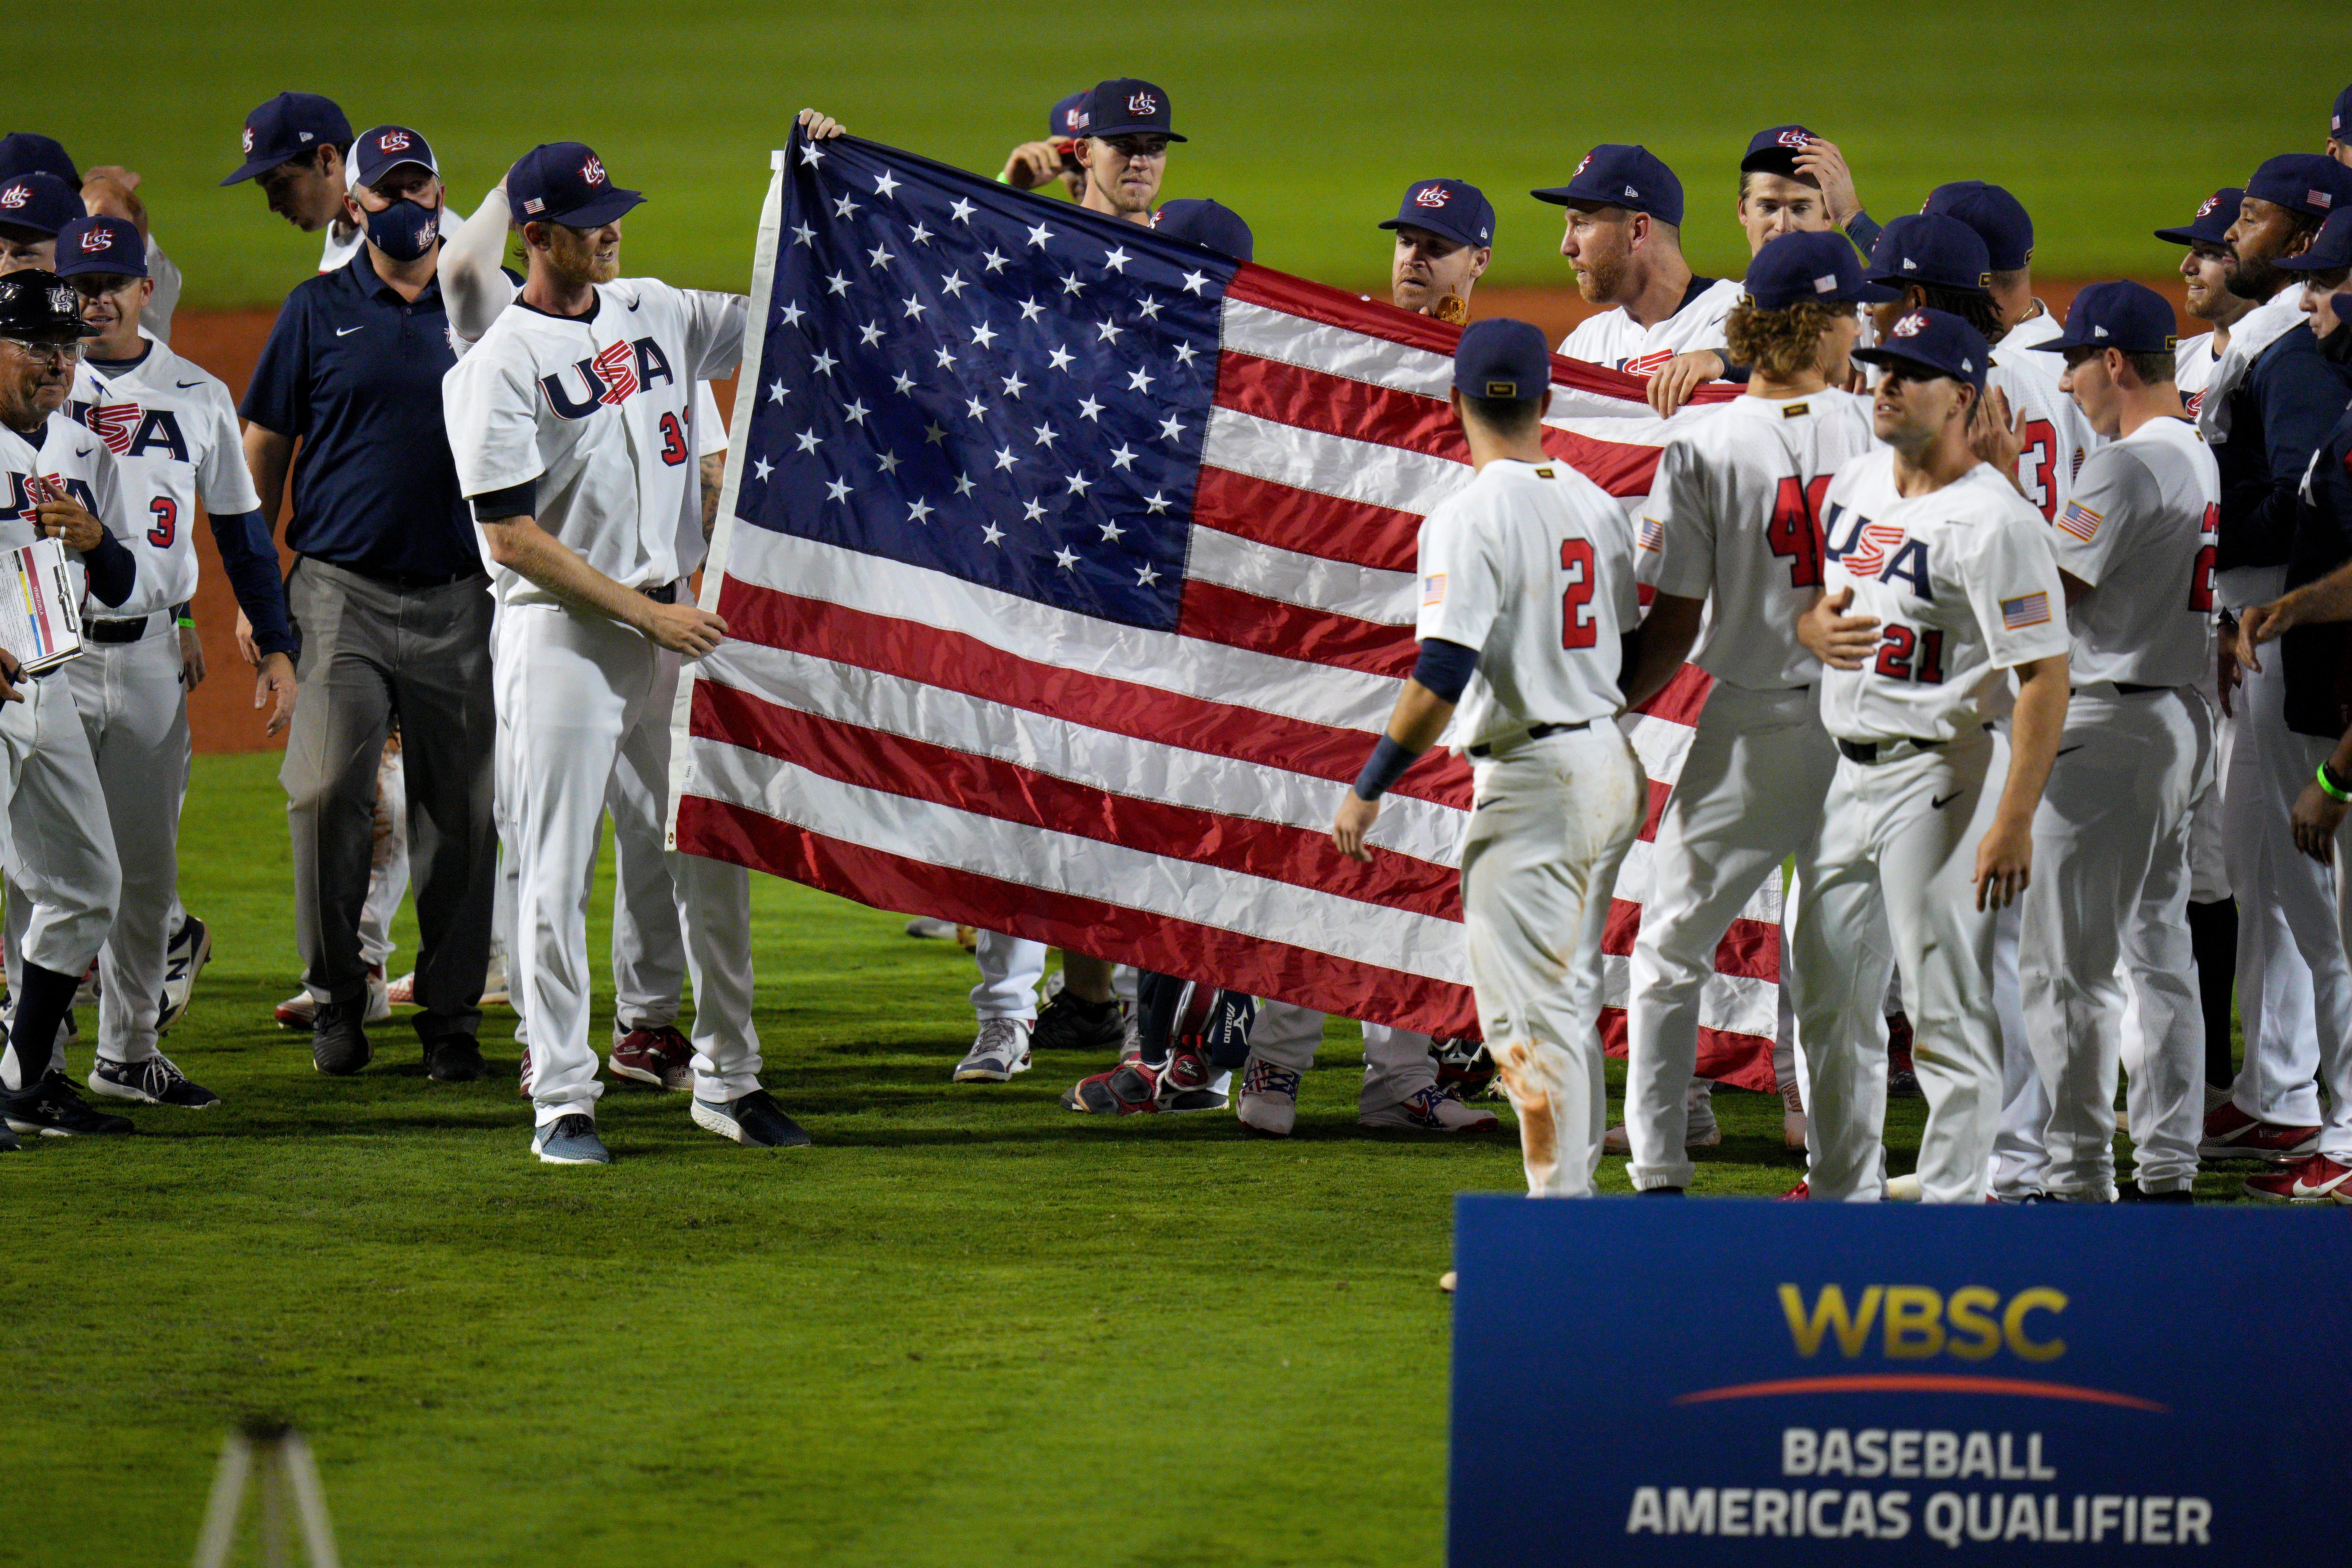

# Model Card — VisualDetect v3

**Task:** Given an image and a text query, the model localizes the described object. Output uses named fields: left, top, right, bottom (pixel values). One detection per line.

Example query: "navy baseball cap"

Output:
left=2332, top=83, right=2350, bottom=141
left=2034, top=280, right=2179, bottom=354
left=0, top=133, right=75, bottom=186
left=1533, top=144, right=1684, bottom=227
left=0, top=171, right=81, bottom=237
left=1744, top=230, right=1898, bottom=309
left=1380, top=178, right=1494, bottom=250
left=1867, top=213, right=1993, bottom=293
left=1740, top=125, right=1819, bottom=179
left=53, top=216, right=146, bottom=279
left=1454, top=318, right=1550, bottom=401
left=2244, top=153, right=2352, bottom=219
left=348, top=125, right=437, bottom=190
left=221, top=91, right=352, bottom=186
left=508, top=142, right=643, bottom=227
left=1049, top=91, right=1088, bottom=144
left=2155, top=188, right=2243, bottom=247
left=1852, top=307, right=1991, bottom=389
left=1923, top=181, right=2033, bottom=272
left=1081, top=79, right=1185, bottom=142
left=1154, top=198, right=1252, bottom=262
left=2279, top=207, right=2352, bottom=274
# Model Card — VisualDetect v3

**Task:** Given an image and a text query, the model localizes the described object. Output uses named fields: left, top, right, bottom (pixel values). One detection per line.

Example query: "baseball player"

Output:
left=221, top=93, right=363, bottom=273
left=2011, top=282, right=2220, bottom=1203
left=442, top=132, right=820, bottom=1164
left=998, top=92, right=1090, bottom=203
left=0, top=271, right=151, bottom=1144
left=1068, top=77, right=1181, bottom=228
left=1332, top=318, right=1647, bottom=1197
left=438, top=172, right=727, bottom=1093
left=29, top=217, right=296, bottom=1109
left=1789, top=307, right=2070, bottom=1204
left=1536, top=146, right=1741, bottom=380
left=2156, top=188, right=2254, bottom=1098
left=1209, top=190, right=1496, bottom=1135
left=0, top=134, right=181, bottom=343
left=1646, top=124, right=1883, bottom=414
left=1383, top=178, right=1492, bottom=323
left=1617, top=232, right=1890, bottom=1194
left=2201, top=155, right=2352, bottom=1165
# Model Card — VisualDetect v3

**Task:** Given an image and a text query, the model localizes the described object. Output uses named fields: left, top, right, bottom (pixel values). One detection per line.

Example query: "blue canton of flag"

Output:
left=731, top=130, right=1242, bottom=631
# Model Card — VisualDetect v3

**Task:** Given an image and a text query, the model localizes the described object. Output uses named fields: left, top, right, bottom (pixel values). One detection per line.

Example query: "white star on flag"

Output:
left=1026, top=222, right=1055, bottom=248
left=981, top=521, right=1005, bottom=545
left=1103, top=247, right=1130, bottom=273
left=826, top=272, right=852, bottom=296
left=825, top=477, right=853, bottom=502
left=954, top=472, right=977, bottom=496
left=981, top=249, right=1008, bottom=273
left=1143, top=491, right=1170, bottom=513
left=1100, top=519, right=1125, bottom=542
left=1067, top=470, right=1093, bottom=496
left=751, top=456, right=774, bottom=481
left=859, top=322, right=885, bottom=346
left=1127, top=367, right=1154, bottom=393
left=964, top=395, right=988, bottom=420
left=812, top=350, right=838, bottom=375
left=908, top=221, right=932, bottom=244
left=1109, top=444, right=1136, bottom=469
left=1076, top=396, right=1104, bottom=421
left=1054, top=546, right=1079, bottom=570
left=779, top=302, right=806, bottom=326
left=1047, top=346, right=1075, bottom=371
left=948, top=198, right=975, bottom=223
left=1157, top=413, right=1185, bottom=440
left=873, top=170, right=900, bottom=199
left=1031, top=422, right=1058, bottom=448
left=768, top=379, right=788, bottom=404
left=876, top=450, right=903, bottom=475
left=790, top=224, right=816, bottom=246
left=1180, top=269, right=1209, bottom=294
left=1018, top=298, right=1044, bottom=322
left=891, top=371, right=917, bottom=395
left=1022, top=499, right=1047, bottom=521
left=1096, top=320, right=1124, bottom=344
left=833, top=193, right=861, bottom=219
left=1001, top=372, right=1027, bottom=397
left=902, top=296, right=928, bottom=320
left=799, top=142, right=825, bottom=167
left=1135, top=563, right=1161, bottom=586
left=866, top=244, right=893, bottom=268
left=907, top=498, right=933, bottom=522
left=1137, top=297, right=1163, bottom=321
left=795, top=429, right=823, bottom=453
left=993, top=445, right=1017, bottom=470
left=971, top=322, right=999, bottom=348
left=933, top=345, right=956, bottom=369
left=941, top=272, right=969, bottom=299
left=843, top=399, right=869, bottom=425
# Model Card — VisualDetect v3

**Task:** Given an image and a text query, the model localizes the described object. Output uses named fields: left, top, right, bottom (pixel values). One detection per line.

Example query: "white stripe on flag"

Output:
left=1203, top=405, right=1474, bottom=517
left=1186, top=524, right=1418, bottom=624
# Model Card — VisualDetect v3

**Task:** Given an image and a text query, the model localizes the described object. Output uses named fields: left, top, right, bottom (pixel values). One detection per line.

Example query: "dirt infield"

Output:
left=175, top=274, right=2189, bottom=753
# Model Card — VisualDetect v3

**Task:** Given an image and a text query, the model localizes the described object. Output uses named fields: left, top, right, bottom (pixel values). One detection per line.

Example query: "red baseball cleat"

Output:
left=2199, top=1100, right=2320, bottom=1163
left=1780, top=1180, right=1809, bottom=1201
left=609, top=1024, right=694, bottom=1092
left=2242, top=1153, right=2352, bottom=1204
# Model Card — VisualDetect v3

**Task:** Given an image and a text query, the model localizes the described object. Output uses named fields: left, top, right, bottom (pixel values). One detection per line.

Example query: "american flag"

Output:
left=671, top=132, right=1779, bottom=1089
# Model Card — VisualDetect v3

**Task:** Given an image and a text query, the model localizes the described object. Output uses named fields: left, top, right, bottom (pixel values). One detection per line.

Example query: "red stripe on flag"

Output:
left=1632, top=662, right=1715, bottom=726
left=1536, top=427, right=1669, bottom=500
left=714, top=580, right=1472, bottom=807
left=1598, top=1008, right=1776, bottom=1093
left=691, top=679, right=1464, bottom=919
left=676, top=793, right=1480, bottom=1038
left=1602, top=897, right=1779, bottom=982
left=1192, top=466, right=1423, bottom=573
left=1222, top=263, right=1740, bottom=408
left=1178, top=578, right=1416, bottom=679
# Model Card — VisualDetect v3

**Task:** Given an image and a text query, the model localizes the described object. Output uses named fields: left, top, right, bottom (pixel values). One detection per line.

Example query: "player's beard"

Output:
left=1574, top=252, right=1623, bottom=306
left=2222, top=248, right=2285, bottom=302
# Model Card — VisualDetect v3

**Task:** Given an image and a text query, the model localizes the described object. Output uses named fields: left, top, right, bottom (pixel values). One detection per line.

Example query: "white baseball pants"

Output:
left=971, top=931, right=1046, bottom=1022
left=606, top=714, right=690, bottom=1034
left=2019, top=688, right=2205, bottom=1200
left=1460, top=725, right=1645, bottom=1198
left=360, top=738, right=408, bottom=971
left=1246, top=1002, right=1436, bottom=1113
left=1627, top=682, right=1835, bottom=1190
left=497, top=606, right=760, bottom=1126
left=0, top=673, right=119, bottom=1089
left=1792, top=729, right=2011, bottom=1204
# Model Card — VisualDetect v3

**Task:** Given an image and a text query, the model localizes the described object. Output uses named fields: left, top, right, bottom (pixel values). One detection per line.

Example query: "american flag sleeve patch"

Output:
left=2001, top=591, right=2051, bottom=629
left=1638, top=516, right=1665, bottom=552
left=1422, top=572, right=1446, bottom=606
left=2056, top=500, right=2102, bottom=543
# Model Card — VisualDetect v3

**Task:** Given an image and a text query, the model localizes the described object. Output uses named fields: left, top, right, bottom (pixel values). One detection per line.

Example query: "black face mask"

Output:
left=363, top=196, right=440, bottom=262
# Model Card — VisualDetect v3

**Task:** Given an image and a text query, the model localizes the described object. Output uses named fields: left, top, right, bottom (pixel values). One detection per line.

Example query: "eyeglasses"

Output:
left=0, top=338, right=84, bottom=364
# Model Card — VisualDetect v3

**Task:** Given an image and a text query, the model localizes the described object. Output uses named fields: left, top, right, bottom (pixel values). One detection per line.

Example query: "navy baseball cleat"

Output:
left=691, top=1089, right=812, bottom=1148
left=88, top=1052, right=220, bottom=1108
left=423, top=1034, right=485, bottom=1083
left=532, top=1114, right=611, bottom=1165
left=1031, top=990, right=1124, bottom=1054
left=5, top=1071, right=136, bottom=1137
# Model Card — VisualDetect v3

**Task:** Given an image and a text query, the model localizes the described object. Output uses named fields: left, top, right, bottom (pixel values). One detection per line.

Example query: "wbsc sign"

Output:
left=1448, top=1199, right=2352, bottom=1563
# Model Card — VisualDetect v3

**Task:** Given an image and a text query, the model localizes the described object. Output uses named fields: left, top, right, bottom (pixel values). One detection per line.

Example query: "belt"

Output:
left=87, top=616, right=153, bottom=645
left=639, top=580, right=679, bottom=605
left=1467, top=720, right=1589, bottom=759
left=2071, top=681, right=2170, bottom=697
left=1838, top=736, right=1945, bottom=765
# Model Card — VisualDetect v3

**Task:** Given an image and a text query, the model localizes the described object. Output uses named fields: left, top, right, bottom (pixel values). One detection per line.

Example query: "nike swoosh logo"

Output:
left=2055, top=744, right=2085, bottom=758
left=628, top=299, right=641, bottom=311
left=175, top=379, right=203, bottom=389
left=335, top=325, right=364, bottom=337
left=1929, top=792, right=1965, bottom=810
left=74, top=447, right=90, bottom=458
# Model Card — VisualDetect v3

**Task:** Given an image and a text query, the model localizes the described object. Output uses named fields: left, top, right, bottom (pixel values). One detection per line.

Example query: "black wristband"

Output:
left=1352, top=735, right=1422, bottom=802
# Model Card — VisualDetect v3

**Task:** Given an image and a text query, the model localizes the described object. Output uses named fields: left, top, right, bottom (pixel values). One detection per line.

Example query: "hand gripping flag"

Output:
left=673, top=131, right=1780, bottom=1088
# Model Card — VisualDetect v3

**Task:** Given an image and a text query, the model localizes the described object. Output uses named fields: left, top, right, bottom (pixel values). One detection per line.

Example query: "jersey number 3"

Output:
left=147, top=497, right=175, bottom=549
left=1768, top=475, right=1831, bottom=589
left=658, top=413, right=689, bottom=468
left=2017, top=420, right=2059, bottom=521
left=1561, top=538, right=1598, bottom=650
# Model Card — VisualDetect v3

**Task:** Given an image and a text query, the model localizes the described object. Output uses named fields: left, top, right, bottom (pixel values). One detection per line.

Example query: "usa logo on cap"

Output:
left=0, top=184, right=26, bottom=210
left=2195, top=192, right=2221, bottom=218
left=1127, top=90, right=1158, bottom=117
left=241, top=125, right=255, bottom=153
left=1892, top=310, right=1925, bottom=338
left=1777, top=127, right=1812, bottom=149
left=1574, top=151, right=1594, bottom=175
left=77, top=228, right=109, bottom=255
left=1413, top=184, right=1449, bottom=209
left=582, top=153, right=607, bottom=186
left=378, top=129, right=411, bottom=153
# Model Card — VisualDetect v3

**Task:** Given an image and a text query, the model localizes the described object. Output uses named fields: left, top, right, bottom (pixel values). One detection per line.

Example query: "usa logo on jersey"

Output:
left=590, top=340, right=639, bottom=405
left=69, top=399, right=190, bottom=462
left=539, top=334, right=674, bottom=419
left=1621, top=348, right=1676, bottom=378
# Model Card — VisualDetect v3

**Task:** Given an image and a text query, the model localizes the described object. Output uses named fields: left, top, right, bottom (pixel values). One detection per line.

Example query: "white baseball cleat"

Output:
left=904, top=916, right=958, bottom=940
left=953, top=1017, right=1033, bottom=1082
left=276, top=967, right=389, bottom=1029
left=1235, top=1054, right=1301, bottom=1136
left=1438, top=1270, right=1457, bottom=1294
left=1361, top=1085, right=1500, bottom=1132
left=1603, top=1079, right=1720, bottom=1155
left=1885, top=1172, right=1924, bottom=1202
left=1781, top=1081, right=1807, bottom=1150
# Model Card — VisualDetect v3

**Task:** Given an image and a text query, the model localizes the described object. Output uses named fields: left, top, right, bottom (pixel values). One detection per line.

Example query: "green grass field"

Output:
left=47, top=0, right=2351, bottom=307
left=8, top=753, right=2291, bottom=1566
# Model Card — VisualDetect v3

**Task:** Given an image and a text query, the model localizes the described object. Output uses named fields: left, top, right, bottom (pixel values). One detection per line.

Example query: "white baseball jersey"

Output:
left=2174, top=332, right=2218, bottom=420
left=70, top=332, right=261, bottom=623
left=0, top=409, right=149, bottom=607
left=1816, top=451, right=2068, bottom=743
left=2049, top=416, right=2219, bottom=690
left=1989, top=309, right=2102, bottom=524
left=1559, top=277, right=1742, bottom=377
left=1638, top=388, right=1878, bottom=690
left=1414, top=456, right=1637, bottom=748
left=441, top=278, right=746, bottom=609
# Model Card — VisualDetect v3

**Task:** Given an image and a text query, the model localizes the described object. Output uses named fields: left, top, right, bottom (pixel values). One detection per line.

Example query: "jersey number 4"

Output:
left=1768, top=475, right=1831, bottom=588
left=1561, top=538, right=1598, bottom=649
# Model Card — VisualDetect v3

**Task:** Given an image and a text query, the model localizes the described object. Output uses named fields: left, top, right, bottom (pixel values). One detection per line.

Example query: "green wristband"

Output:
left=2318, top=762, right=2352, bottom=805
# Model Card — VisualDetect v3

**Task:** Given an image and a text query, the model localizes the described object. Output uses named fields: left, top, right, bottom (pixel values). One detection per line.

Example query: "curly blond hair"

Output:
left=1723, top=299, right=1849, bottom=384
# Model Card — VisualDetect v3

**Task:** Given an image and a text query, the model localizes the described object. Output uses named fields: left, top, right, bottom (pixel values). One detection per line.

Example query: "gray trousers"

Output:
left=282, top=559, right=497, bottom=1042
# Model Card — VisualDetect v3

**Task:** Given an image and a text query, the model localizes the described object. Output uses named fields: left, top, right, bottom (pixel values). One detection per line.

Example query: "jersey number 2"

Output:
left=1768, top=475, right=1831, bottom=589
left=2187, top=503, right=2218, bottom=611
left=1561, top=538, right=1598, bottom=650
left=147, top=497, right=175, bottom=549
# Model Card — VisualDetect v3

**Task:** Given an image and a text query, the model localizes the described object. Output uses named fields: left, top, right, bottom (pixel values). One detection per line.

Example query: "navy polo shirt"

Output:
left=240, top=253, right=479, bottom=580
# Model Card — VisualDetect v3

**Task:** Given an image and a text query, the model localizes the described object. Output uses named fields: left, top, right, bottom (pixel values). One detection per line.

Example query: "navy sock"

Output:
left=3, top=961, right=79, bottom=1094
left=2187, top=898, right=2237, bottom=1090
